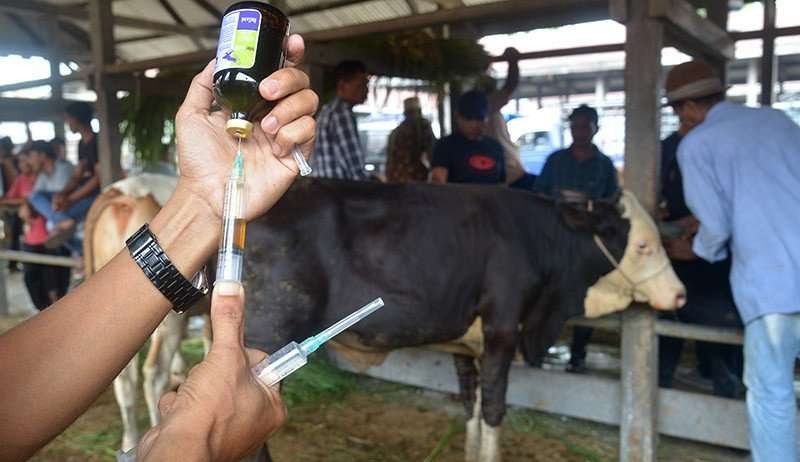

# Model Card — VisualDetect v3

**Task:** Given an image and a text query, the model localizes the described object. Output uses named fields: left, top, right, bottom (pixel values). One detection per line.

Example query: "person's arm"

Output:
left=431, top=167, right=448, bottom=183
left=0, top=178, right=24, bottom=206
left=429, top=139, right=449, bottom=183
left=0, top=197, right=24, bottom=206
left=604, top=158, right=620, bottom=198
left=533, top=155, right=555, bottom=196
left=58, top=161, right=84, bottom=196
left=678, top=139, right=731, bottom=262
left=0, top=34, right=316, bottom=461
left=488, top=47, right=520, bottom=113
left=66, top=171, right=100, bottom=202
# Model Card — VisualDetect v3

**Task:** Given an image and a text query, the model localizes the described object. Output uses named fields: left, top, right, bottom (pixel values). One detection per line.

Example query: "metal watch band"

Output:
left=126, top=224, right=208, bottom=314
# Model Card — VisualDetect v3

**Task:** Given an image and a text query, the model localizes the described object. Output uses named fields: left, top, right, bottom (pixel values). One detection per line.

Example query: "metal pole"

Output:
left=620, top=0, right=663, bottom=460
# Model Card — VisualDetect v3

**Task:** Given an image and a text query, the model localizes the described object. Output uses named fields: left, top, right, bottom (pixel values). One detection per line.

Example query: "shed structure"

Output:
left=0, top=0, right=790, bottom=459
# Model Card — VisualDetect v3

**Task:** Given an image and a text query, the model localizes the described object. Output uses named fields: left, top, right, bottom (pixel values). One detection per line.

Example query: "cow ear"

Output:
left=556, top=199, right=594, bottom=231
left=589, top=201, right=624, bottom=238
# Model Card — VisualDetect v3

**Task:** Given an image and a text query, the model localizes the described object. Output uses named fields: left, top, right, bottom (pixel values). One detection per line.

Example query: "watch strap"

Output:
left=126, top=224, right=208, bottom=313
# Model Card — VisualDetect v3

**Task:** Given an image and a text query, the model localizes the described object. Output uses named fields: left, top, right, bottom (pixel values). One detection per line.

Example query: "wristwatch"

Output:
left=126, top=224, right=209, bottom=313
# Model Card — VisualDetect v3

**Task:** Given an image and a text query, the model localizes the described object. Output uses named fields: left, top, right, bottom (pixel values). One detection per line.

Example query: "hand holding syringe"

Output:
left=117, top=297, right=384, bottom=462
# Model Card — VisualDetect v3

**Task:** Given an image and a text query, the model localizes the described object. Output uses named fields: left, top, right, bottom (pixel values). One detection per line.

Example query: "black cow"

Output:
left=244, top=178, right=685, bottom=462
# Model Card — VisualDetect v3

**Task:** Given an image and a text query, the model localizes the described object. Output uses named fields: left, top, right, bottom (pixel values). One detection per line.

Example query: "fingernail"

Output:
left=215, top=281, right=242, bottom=297
left=263, top=115, right=278, bottom=134
left=263, top=79, right=279, bottom=96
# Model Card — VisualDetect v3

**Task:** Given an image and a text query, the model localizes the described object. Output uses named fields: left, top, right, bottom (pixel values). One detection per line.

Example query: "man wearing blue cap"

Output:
left=430, top=90, right=505, bottom=185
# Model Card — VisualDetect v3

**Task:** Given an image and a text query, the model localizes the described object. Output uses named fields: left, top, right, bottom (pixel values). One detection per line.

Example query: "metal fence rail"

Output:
left=568, top=315, right=745, bottom=346
left=0, top=250, right=80, bottom=316
left=0, top=250, right=79, bottom=268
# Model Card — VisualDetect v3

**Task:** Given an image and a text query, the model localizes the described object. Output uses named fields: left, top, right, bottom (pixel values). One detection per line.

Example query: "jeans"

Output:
left=22, top=243, right=71, bottom=310
left=28, top=190, right=96, bottom=226
left=745, top=313, right=800, bottom=461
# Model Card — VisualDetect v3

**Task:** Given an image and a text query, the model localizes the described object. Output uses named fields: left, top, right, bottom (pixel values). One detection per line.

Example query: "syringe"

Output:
left=292, top=145, right=312, bottom=176
left=252, top=297, right=385, bottom=386
left=115, top=297, right=385, bottom=462
left=216, top=139, right=247, bottom=285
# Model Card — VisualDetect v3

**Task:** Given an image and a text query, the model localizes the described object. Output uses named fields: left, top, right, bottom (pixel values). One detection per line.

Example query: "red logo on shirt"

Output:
left=468, top=154, right=497, bottom=171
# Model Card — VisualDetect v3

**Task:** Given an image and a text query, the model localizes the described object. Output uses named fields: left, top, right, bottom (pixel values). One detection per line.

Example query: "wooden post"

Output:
left=707, top=0, right=729, bottom=84
left=43, top=18, right=66, bottom=141
left=620, top=0, right=663, bottom=460
left=760, top=0, right=777, bottom=106
left=50, top=58, right=65, bottom=140
left=89, top=0, right=123, bottom=186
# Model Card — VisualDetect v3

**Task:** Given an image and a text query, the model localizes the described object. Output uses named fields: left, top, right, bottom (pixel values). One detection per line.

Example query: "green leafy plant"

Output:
left=119, top=90, right=183, bottom=168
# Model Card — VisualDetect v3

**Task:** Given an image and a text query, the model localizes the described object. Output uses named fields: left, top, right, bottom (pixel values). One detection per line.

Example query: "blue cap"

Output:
left=457, top=90, right=489, bottom=120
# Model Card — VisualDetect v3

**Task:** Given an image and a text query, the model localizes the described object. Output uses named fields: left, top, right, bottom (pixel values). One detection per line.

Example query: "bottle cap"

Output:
left=226, top=119, right=254, bottom=139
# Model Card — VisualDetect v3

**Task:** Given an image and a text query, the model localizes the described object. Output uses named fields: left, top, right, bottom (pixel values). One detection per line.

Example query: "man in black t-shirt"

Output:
left=657, top=121, right=744, bottom=398
left=29, top=102, right=100, bottom=250
left=430, top=90, right=505, bottom=185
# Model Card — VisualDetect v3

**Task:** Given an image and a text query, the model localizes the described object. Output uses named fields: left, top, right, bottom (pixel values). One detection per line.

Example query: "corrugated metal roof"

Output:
left=0, top=0, right=517, bottom=64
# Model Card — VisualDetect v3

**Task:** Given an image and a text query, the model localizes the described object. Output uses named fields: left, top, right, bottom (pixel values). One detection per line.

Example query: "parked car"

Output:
left=507, top=115, right=565, bottom=175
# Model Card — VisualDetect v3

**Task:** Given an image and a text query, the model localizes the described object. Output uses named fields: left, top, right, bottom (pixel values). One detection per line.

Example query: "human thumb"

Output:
left=210, top=281, right=246, bottom=350
left=158, top=391, right=178, bottom=417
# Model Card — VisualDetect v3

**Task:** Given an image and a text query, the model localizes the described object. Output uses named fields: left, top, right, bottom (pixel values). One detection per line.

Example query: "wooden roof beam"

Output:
left=303, top=0, right=607, bottom=42
left=289, top=0, right=373, bottom=16
left=649, top=0, right=734, bottom=60
left=0, top=0, right=217, bottom=39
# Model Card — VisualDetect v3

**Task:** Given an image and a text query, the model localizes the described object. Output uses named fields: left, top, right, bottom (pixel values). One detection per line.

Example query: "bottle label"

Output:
left=215, top=9, right=261, bottom=72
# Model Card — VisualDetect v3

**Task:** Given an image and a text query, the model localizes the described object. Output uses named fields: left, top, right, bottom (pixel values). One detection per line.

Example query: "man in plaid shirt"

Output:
left=311, top=60, right=370, bottom=180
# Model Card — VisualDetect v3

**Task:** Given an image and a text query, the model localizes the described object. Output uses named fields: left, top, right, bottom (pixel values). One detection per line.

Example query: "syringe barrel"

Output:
left=216, top=173, right=246, bottom=284
left=252, top=341, right=308, bottom=387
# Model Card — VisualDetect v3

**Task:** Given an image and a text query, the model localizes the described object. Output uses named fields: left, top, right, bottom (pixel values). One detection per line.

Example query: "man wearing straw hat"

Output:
left=667, top=59, right=800, bottom=462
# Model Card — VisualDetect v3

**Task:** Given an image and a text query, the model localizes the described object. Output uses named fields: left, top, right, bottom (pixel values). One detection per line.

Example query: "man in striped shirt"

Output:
left=310, top=60, right=370, bottom=180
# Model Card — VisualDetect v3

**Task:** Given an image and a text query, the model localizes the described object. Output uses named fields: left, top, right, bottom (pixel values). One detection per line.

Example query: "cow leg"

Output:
left=454, top=354, right=481, bottom=462
left=478, top=325, right=517, bottom=462
left=143, top=312, right=186, bottom=427
left=113, top=358, right=140, bottom=452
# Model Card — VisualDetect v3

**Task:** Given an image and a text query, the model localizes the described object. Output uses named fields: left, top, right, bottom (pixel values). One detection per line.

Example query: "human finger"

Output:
left=261, top=89, right=318, bottom=136
left=245, top=348, right=267, bottom=368
left=271, top=115, right=315, bottom=158
left=158, top=391, right=178, bottom=417
left=259, top=67, right=310, bottom=102
left=284, top=34, right=305, bottom=67
left=209, top=281, right=246, bottom=349
left=178, top=60, right=215, bottom=117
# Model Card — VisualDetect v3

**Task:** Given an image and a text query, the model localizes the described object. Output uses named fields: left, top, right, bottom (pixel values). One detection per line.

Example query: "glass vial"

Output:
left=212, top=1, right=289, bottom=139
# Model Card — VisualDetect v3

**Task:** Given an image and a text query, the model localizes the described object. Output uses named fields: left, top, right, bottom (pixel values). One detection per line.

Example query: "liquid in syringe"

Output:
left=216, top=138, right=247, bottom=285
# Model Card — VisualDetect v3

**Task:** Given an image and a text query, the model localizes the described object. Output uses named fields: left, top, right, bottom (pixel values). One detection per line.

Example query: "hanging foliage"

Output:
left=119, top=89, right=183, bottom=167
left=344, top=31, right=491, bottom=84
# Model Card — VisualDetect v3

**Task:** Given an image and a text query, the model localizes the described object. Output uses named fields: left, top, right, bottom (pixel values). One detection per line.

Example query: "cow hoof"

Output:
left=478, top=420, right=501, bottom=462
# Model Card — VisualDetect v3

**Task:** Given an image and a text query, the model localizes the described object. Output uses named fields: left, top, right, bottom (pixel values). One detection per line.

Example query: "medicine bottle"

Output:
left=213, top=1, right=289, bottom=139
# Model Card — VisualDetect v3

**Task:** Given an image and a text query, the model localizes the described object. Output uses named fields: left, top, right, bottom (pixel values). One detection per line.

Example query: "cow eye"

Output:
left=636, top=241, right=651, bottom=255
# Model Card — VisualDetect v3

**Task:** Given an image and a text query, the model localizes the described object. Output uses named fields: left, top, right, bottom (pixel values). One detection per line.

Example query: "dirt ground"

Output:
left=1, top=314, right=747, bottom=462
left=23, top=376, right=747, bottom=462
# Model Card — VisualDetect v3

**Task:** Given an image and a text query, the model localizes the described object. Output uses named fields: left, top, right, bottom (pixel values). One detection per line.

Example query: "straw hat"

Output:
left=664, top=60, right=724, bottom=104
